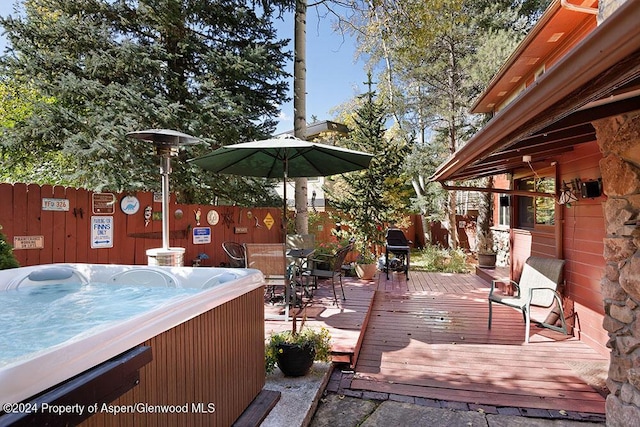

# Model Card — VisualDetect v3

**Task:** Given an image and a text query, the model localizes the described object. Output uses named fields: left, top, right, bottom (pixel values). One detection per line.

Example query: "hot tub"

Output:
left=0, top=263, right=265, bottom=426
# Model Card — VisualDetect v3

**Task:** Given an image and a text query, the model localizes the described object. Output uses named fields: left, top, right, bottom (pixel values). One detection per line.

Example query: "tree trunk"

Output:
left=294, top=0, right=308, bottom=234
left=448, top=188, right=458, bottom=249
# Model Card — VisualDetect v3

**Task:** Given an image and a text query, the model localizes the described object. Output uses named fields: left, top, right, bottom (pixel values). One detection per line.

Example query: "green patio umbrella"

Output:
left=188, top=135, right=373, bottom=230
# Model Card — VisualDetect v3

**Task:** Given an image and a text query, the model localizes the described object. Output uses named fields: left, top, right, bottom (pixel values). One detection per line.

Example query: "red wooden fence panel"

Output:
left=1, top=183, right=422, bottom=268
left=41, top=184, right=54, bottom=264
left=12, top=183, right=28, bottom=266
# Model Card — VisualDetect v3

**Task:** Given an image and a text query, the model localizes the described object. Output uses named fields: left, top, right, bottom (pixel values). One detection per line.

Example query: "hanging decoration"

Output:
left=144, top=205, right=152, bottom=227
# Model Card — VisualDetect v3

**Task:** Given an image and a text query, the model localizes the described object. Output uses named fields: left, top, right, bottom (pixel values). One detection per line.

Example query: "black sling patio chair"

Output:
left=222, top=241, right=246, bottom=268
left=384, top=228, right=411, bottom=280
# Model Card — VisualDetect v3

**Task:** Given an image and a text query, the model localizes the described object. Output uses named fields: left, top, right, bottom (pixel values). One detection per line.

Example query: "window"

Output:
left=498, top=194, right=511, bottom=226
left=516, top=177, right=555, bottom=228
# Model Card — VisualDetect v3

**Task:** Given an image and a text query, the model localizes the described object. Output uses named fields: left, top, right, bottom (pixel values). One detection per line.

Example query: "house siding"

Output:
left=510, top=141, right=607, bottom=356
left=557, top=142, right=608, bottom=356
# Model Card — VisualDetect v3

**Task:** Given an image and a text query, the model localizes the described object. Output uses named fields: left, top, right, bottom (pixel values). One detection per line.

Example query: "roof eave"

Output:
left=432, top=0, right=640, bottom=183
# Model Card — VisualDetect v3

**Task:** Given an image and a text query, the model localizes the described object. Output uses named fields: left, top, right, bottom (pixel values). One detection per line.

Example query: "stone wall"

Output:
left=595, top=111, right=640, bottom=426
left=599, top=0, right=629, bottom=24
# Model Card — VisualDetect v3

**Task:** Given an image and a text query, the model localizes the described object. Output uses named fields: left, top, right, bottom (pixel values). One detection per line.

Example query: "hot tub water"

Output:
left=0, top=282, right=202, bottom=367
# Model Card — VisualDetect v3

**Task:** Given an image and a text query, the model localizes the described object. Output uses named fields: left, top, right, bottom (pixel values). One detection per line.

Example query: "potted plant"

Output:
left=354, top=246, right=377, bottom=280
left=265, top=324, right=332, bottom=377
left=476, top=178, right=496, bottom=268
left=476, top=229, right=497, bottom=268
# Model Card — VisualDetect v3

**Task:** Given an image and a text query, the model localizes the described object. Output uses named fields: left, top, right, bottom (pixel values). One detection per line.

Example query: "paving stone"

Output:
left=388, top=393, right=415, bottom=403
left=440, top=400, right=470, bottom=410
left=469, top=403, right=498, bottom=414
left=361, top=391, right=389, bottom=401
left=496, top=406, right=522, bottom=416
left=520, top=407, right=552, bottom=418
left=361, top=400, right=488, bottom=427
left=341, top=388, right=363, bottom=398
left=310, top=394, right=377, bottom=427
left=414, top=397, right=441, bottom=408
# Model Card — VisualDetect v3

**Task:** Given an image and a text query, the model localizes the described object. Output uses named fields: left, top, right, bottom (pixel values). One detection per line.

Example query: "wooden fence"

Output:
left=1, top=183, right=423, bottom=268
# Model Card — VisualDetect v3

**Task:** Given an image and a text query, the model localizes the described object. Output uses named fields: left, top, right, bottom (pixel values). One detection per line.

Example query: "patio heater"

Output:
left=127, top=129, right=200, bottom=266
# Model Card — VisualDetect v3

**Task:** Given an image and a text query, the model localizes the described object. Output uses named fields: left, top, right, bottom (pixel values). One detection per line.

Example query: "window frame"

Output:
left=513, top=166, right=557, bottom=231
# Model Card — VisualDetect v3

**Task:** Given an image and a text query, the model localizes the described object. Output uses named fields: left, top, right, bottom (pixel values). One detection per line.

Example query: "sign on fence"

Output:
left=42, top=198, right=69, bottom=211
left=13, top=235, right=44, bottom=249
left=91, top=216, right=114, bottom=248
left=192, top=227, right=211, bottom=244
left=92, top=193, right=116, bottom=214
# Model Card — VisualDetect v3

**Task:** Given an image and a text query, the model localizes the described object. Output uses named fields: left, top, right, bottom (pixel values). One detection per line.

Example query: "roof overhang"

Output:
left=432, top=0, right=640, bottom=183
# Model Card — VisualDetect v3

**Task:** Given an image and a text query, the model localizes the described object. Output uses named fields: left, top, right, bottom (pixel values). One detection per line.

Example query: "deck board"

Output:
left=263, top=269, right=607, bottom=415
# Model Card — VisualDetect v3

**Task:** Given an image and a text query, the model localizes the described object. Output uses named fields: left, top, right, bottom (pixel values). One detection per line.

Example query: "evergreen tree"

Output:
left=328, top=0, right=548, bottom=247
left=327, top=76, right=410, bottom=256
left=0, top=225, right=19, bottom=269
left=0, top=0, right=293, bottom=205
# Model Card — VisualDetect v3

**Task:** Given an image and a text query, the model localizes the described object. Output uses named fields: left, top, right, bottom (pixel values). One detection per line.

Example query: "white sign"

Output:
left=13, top=235, right=44, bottom=249
left=192, top=227, right=211, bottom=245
left=42, top=198, right=70, bottom=211
left=91, top=216, right=114, bottom=248
left=120, top=195, right=140, bottom=215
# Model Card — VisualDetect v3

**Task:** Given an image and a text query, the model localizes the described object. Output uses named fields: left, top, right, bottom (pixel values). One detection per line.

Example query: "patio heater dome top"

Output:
left=127, top=128, right=201, bottom=156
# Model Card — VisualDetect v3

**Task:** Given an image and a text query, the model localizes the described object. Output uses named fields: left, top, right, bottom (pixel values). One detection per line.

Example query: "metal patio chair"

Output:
left=488, top=256, right=568, bottom=343
left=304, top=242, right=353, bottom=305
left=222, top=241, right=246, bottom=268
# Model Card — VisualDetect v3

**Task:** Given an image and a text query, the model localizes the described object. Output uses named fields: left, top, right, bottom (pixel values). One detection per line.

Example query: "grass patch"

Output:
left=411, top=246, right=474, bottom=274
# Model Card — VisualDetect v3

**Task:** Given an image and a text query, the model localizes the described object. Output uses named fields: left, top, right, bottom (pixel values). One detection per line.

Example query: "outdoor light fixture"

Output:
left=558, top=180, right=579, bottom=205
left=580, top=178, right=602, bottom=199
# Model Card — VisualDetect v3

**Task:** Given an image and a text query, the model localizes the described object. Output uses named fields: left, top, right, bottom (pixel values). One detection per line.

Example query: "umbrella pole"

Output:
left=283, top=157, right=288, bottom=236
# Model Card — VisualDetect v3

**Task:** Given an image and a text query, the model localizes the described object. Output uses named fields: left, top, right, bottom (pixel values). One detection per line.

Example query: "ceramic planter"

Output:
left=478, top=253, right=497, bottom=268
left=356, top=263, right=377, bottom=280
left=276, top=343, right=316, bottom=377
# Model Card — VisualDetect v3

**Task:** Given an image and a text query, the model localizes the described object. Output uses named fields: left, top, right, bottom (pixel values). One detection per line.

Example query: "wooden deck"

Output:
left=264, top=270, right=608, bottom=415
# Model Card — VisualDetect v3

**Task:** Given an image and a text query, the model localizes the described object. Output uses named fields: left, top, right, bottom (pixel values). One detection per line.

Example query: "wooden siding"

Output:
left=510, top=141, right=607, bottom=355
left=81, top=286, right=265, bottom=427
left=557, top=142, right=607, bottom=353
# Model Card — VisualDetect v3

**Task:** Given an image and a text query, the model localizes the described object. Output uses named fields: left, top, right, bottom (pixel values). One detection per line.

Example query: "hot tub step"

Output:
left=233, top=389, right=281, bottom=427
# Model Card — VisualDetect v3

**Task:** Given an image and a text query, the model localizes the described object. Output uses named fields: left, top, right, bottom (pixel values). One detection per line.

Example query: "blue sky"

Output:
left=273, top=10, right=368, bottom=134
left=0, top=2, right=368, bottom=136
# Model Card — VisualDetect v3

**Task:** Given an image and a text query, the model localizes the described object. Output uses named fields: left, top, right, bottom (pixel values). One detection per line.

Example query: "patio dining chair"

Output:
left=222, top=241, right=246, bottom=268
left=244, top=243, right=290, bottom=319
left=303, top=243, right=353, bottom=306
left=286, top=234, right=316, bottom=295
left=488, top=256, right=568, bottom=343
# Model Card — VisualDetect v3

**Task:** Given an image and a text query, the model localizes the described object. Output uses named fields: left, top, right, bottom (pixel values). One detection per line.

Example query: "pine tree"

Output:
left=328, top=75, right=410, bottom=256
left=0, top=0, right=293, bottom=204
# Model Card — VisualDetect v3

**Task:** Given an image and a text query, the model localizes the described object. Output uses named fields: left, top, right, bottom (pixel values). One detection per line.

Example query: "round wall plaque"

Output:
left=207, top=209, right=220, bottom=226
left=120, top=195, right=140, bottom=215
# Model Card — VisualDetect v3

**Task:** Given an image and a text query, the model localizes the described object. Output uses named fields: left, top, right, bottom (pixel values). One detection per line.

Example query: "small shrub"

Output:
left=0, top=225, right=19, bottom=270
left=411, top=245, right=472, bottom=273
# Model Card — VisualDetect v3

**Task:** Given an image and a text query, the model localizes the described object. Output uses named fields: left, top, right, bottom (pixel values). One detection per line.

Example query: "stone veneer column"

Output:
left=595, top=111, right=640, bottom=426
